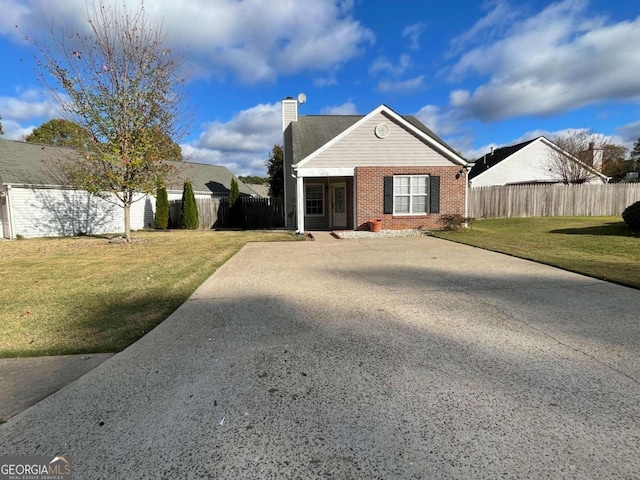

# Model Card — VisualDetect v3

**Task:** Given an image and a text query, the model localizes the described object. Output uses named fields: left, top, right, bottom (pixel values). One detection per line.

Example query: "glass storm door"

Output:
left=331, top=184, right=347, bottom=228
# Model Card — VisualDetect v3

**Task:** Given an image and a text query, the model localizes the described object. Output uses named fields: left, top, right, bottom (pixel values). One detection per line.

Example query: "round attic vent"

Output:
left=375, top=123, right=390, bottom=138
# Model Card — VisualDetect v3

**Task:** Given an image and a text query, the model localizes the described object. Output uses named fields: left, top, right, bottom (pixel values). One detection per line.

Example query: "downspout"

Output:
left=5, top=185, right=15, bottom=240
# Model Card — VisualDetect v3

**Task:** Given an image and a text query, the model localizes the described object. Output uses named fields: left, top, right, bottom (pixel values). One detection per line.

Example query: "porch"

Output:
left=295, top=176, right=354, bottom=232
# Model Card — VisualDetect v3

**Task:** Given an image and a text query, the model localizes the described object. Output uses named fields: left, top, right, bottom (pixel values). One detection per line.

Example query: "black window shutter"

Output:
left=383, top=176, right=393, bottom=214
left=430, top=176, right=440, bottom=214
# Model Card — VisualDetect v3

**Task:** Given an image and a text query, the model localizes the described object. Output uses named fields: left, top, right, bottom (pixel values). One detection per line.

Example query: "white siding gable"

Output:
left=299, top=112, right=456, bottom=170
left=471, top=137, right=609, bottom=187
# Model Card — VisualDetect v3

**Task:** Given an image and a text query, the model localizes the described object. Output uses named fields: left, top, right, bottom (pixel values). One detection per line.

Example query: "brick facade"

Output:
left=355, top=166, right=467, bottom=230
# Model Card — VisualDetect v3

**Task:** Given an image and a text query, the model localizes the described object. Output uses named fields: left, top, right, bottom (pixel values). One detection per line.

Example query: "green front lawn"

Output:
left=433, top=216, right=640, bottom=289
left=0, top=230, right=299, bottom=358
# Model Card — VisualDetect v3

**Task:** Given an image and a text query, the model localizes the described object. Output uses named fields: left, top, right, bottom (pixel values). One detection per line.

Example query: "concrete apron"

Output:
left=0, top=236, right=639, bottom=479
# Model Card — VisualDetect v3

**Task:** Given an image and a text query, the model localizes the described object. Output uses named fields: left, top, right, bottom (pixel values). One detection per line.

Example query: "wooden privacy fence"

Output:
left=470, top=183, right=640, bottom=218
left=169, top=197, right=284, bottom=229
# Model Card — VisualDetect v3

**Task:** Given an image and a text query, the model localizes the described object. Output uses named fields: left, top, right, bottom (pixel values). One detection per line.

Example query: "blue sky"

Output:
left=1, top=0, right=639, bottom=176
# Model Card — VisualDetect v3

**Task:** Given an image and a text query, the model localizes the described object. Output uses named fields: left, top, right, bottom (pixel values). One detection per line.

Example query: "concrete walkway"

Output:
left=1, top=236, right=639, bottom=479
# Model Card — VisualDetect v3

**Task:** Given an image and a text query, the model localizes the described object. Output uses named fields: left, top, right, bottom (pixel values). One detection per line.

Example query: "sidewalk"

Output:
left=0, top=353, right=113, bottom=421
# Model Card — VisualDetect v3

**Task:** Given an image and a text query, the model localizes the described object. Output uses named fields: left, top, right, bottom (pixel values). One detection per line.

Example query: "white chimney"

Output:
left=282, top=97, right=298, bottom=132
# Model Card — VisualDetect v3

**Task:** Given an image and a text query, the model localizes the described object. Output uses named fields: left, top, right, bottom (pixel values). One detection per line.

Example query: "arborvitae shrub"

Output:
left=155, top=186, right=169, bottom=229
left=622, top=201, right=640, bottom=231
left=179, top=180, right=199, bottom=229
left=229, top=178, right=240, bottom=205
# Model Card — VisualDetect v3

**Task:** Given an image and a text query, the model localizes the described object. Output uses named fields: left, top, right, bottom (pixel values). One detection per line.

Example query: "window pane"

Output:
left=395, top=177, right=410, bottom=195
left=395, top=196, right=409, bottom=213
left=412, top=176, right=428, bottom=194
left=411, top=196, right=427, bottom=214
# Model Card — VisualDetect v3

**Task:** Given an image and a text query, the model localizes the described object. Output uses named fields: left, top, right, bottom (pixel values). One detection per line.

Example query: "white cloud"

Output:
left=314, top=76, right=338, bottom=88
left=2, top=0, right=375, bottom=84
left=616, top=121, right=640, bottom=144
left=320, top=101, right=357, bottom=115
left=183, top=102, right=282, bottom=176
left=0, top=90, right=60, bottom=140
left=463, top=142, right=501, bottom=162
left=0, top=91, right=57, bottom=120
left=369, top=54, right=413, bottom=77
left=415, top=104, right=460, bottom=137
left=376, top=75, right=425, bottom=94
left=448, top=0, right=520, bottom=57
left=0, top=118, right=36, bottom=140
left=180, top=144, right=269, bottom=176
left=447, top=0, right=640, bottom=120
left=196, top=103, right=281, bottom=153
left=402, top=22, right=427, bottom=50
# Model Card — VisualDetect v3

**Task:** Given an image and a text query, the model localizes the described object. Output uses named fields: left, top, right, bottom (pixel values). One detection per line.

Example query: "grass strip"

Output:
left=433, top=216, right=640, bottom=289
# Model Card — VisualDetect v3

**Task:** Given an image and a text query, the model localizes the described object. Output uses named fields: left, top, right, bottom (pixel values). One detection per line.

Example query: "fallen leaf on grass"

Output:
left=20, top=311, right=30, bottom=317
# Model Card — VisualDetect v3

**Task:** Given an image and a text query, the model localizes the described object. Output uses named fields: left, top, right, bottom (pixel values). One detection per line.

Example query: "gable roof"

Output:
left=291, top=104, right=468, bottom=167
left=0, top=138, right=256, bottom=196
left=469, top=136, right=610, bottom=182
left=469, top=138, right=537, bottom=180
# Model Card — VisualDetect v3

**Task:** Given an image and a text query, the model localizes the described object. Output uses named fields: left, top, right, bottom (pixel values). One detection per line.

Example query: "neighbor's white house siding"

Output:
left=470, top=139, right=605, bottom=187
left=7, top=186, right=155, bottom=238
left=166, top=191, right=216, bottom=201
left=299, top=112, right=453, bottom=170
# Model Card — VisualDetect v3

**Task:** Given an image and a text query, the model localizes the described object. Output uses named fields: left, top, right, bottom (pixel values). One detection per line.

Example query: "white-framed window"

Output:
left=394, top=175, right=429, bottom=215
left=305, top=183, right=325, bottom=216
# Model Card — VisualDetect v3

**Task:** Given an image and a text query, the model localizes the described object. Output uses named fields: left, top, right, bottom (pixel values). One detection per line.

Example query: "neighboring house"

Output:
left=164, top=161, right=259, bottom=200
left=282, top=98, right=470, bottom=232
left=247, top=183, right=270, bottom=199
left=0, top=139, right=255, bottom=239
left=469, top=136, right=610, bottom=187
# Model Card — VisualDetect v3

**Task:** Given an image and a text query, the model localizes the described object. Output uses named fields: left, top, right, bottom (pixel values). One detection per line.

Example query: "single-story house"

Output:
left=282, top=98, right=471, bottom=232
left=0, top=139, right=256, bottom=239
left=469, top=136, right=610, bottom=187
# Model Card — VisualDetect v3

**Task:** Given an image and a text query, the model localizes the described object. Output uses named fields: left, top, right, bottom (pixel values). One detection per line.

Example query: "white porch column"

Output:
left=296, top=175, right=305, bottom=233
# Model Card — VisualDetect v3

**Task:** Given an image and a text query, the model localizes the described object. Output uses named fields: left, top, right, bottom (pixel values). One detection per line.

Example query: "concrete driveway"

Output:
left=1, top=235, right=639, bottom=479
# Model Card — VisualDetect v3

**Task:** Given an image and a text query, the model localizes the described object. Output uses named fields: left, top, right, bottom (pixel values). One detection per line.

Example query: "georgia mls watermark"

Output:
left=0, top=456, right=71, bottom=480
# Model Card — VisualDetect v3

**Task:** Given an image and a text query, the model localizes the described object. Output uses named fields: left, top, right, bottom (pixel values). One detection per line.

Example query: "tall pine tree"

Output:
left=266, top=145, right=283, bottom=197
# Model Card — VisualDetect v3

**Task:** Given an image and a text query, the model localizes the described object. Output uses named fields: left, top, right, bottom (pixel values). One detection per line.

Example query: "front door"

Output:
left=331, top=183, right=347, bottom=228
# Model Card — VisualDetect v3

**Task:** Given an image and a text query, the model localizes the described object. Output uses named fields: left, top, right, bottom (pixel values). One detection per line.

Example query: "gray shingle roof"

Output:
left=291, top=114, right=457, bottom=164
left=0, top=138, right=74, bottom=185
left=0, top=139, right=255, bottom=196
left=292, top=116, right=361, bottom=163
left=164, top=160, right=257, bottom=196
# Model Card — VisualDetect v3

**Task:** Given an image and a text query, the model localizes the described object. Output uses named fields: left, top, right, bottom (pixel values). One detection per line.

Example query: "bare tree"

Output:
left=545, top=130, right=604, bottom=184
left=33, top=1, right=188, bottom=241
